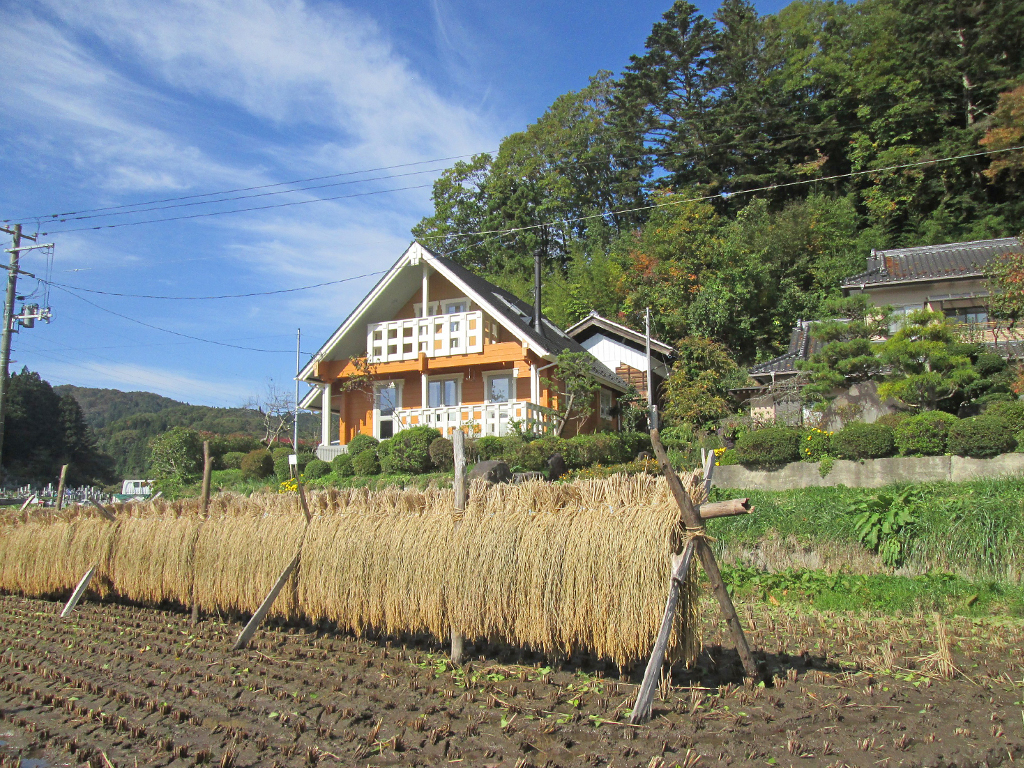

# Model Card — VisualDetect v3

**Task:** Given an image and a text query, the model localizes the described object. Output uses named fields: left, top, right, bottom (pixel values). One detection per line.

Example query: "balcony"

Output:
left=368, top=311, right=494, bottom=363
left=952, top=320, right=1024, bottom=344
left=394, top=401, right=553, bottom=437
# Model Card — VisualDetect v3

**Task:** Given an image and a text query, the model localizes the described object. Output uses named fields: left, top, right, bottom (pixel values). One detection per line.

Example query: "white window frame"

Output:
left=600, top=389, right=614, bottom=420
left=373, top=380, right=403, bottom=439
left=483, top=369, right=517, bottom=404
left=426, top=373, right=463, bottom=408
left=413, top=296, right=472, bottom=317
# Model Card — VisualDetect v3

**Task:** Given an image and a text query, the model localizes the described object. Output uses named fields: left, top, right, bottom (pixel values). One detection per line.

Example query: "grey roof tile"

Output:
left=841, top=237, right=1021, bottom=288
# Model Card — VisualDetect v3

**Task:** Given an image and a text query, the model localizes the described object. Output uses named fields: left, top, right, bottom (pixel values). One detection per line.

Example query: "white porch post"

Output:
left=530, top=363, right=538, bottom=404
left=421, top=372, right=428, bottom=411
left=422, top=262, right=430, bottom=316
left=320, top=381, right=332, bottom=445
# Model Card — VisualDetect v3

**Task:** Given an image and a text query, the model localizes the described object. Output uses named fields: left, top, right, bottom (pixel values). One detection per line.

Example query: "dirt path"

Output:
left=0, top=594, right=1021, bottom=767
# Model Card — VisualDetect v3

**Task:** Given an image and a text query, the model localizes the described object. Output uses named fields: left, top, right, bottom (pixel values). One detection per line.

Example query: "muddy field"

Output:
left=0, top=593, right=1021, bottom=768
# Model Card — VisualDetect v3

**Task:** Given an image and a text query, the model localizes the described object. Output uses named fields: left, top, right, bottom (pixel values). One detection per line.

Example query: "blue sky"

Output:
left=1, top=0, right=789, bottom=407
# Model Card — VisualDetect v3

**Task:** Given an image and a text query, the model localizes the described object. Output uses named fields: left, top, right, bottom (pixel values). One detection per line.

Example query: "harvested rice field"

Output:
left=1, top=593, right=1022, bottom=768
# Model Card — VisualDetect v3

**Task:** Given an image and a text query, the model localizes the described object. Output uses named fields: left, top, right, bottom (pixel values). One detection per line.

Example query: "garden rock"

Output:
left=468, top=460, right=512, bottom=485
left=547, top=452, right=567, bottom=481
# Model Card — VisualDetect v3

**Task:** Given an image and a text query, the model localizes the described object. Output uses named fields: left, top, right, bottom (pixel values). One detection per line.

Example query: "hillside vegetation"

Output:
left=415, top=0, right=1024, bottom=364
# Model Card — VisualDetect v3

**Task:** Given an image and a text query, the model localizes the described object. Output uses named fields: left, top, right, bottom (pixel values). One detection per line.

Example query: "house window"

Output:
left=600, top=390, right=613, bottom=420
left=446, top=301, right=467, bottom=314
left=889, top=305, right=921, bottom=333
left=486, top=373, right=513, bottom=403
left=428, top=378, right=459, bottom=408
left=945, top=307, right=988, bottom=325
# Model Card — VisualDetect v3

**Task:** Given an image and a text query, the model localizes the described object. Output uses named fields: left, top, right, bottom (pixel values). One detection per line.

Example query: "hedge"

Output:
left=220, top=451, right=247, bottom=470
left=984, top=401, right=1024, bottom=434
left=378, top=427, right=441, bottom=474
left=304, top=458, right=331, bottom=480
left=832, top=422, right=895, bottom=460
left=734, top=426, right=800, bottom=467
left=351, top=449, right=380, bottom=475
left=331, top=454, right=354, bottom=477
left=346, top=434, right=379, bottom=457
left=894, top=411, right=958, bottom=456
left=429, top=437, right=454, bottom=471
left=947, top=415, right=1017, bottom=458
left=239, top=450, right=274, bottom=480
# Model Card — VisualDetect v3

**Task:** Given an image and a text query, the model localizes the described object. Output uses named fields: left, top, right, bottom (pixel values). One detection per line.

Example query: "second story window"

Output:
left=487, top=374, right=513, bottom=403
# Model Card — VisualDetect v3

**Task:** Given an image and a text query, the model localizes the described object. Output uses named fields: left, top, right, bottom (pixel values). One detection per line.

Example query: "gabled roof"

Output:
left=841, top=236, right=1021, bottom=289
left=749, top=320, right=824, bottom=379
left=566, top=311, right=674, bottom=357
left=298, top=242, right=628, bottom=403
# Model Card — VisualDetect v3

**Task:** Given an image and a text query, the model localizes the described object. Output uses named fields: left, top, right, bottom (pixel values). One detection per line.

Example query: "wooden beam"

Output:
left=192, top=442, right=214, bottom=625
left=55, top=464, right=68, bottom=512
left=698, top=498, right=752, bottom=520
left=317, top=342, right=528, bottom=380
left=630, top=539, right=697, bottom=724
left=232, top=549, right=302, bottom=651
left=650, top=429, right=758, bottom=680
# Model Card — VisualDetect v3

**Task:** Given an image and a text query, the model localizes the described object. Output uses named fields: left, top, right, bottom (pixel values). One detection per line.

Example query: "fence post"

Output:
left=450, top=429, right=467, bottom=666
left=55, top=464, right=68, bottom=512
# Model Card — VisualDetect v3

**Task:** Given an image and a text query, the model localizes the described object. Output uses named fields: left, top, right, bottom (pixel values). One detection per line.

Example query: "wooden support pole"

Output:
left=19, top=494, right=36, bottom=513
left=55, top=464, right=68, bottom=512
left=88, top=498, right=116, bottom=522
left=650, top=429, right=758, bottom=680
left=60, top=566, right=96, bottom=618
left=232, top=549, right=302, bottom=651
left=630, top=539, right=697, bottom=724
left=201, top=440, right=212, bottom=515
left=232, top=468, right=312, bottom=649
left=450, top=429, right=466, bottom=666
left=697, top=498, right=752, bottom=520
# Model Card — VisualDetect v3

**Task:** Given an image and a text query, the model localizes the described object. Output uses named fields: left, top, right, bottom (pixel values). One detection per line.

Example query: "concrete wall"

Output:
left=712, top=452, right=1024, bottom=491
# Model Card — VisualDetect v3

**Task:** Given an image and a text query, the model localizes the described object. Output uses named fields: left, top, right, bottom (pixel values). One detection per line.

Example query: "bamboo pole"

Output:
left=450, top=429, right=466, bottom=666
left=650, top=429, right=758, bottom=680
left=698, top=498, right=752, bottom=519
left=629, top=539, right=697, bottom=724
left=55, top=464, right=68, bottom=512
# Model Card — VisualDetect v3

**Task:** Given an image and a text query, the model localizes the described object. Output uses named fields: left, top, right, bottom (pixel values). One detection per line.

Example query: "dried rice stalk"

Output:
left=0, top=475, right=706, bottom=666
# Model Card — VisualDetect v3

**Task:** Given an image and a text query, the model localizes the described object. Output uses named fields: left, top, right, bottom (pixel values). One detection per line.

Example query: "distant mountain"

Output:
left=53, top=385, right=184, bottom=430
left=57, top=385, right=320, bottom=478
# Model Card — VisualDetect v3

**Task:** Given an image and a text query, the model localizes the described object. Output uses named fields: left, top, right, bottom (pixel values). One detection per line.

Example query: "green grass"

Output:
left=720, top=565, right=1024, bottom=617
left=709, top=476, right=1024, bottom=583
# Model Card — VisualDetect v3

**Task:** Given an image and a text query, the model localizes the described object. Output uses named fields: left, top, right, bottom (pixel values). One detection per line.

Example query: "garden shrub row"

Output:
left=732, top=400, right=1024, bottom=468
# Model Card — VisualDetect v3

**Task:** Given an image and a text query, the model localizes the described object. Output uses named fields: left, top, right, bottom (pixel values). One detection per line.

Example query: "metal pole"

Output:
left=294, top=328, right=300, bottom=454
left=0, top=224, right=22, bottom=472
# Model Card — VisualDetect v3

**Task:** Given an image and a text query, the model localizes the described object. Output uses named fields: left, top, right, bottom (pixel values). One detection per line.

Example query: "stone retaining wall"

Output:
left=711, top=452, right=1024, bottom=491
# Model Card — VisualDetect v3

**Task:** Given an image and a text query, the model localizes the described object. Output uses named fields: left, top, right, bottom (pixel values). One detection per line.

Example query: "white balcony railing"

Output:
left=394, top=401, right=554, bottom=437
left=368, top=311, right=491, bottom=363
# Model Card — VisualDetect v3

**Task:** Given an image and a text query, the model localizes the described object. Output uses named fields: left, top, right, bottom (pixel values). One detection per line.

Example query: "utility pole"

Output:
left=0, top=224, right=36, bottom=472
left=645, top=307, right=657, bottom=431
left=293, top=328, right=300, bottom=455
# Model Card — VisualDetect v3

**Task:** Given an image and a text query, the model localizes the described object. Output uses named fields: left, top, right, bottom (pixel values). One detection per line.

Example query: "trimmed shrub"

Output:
left=620, top=431, right=653, bottom=458
left=947, top=415, right=1017, bottom=458
left=975, top=352, right=1007, bottom=376
left=983, top=400, right=1024, bottom=433
left=240, top=450, right=274, bottom=480
left=429, top=437, right=454, bottom=471
left=476, top=436, right=509, bottom=461
left=274, top=455, right=291, bottom=482
left=331, top=453, right=354, bottom=477
left=734, top=426, right=800, bottom=467
left=271, top=446, right=292, bottom=461
left=832, top=422, right=895, bottom=460
left=894, top=411, right=959, bottom=456
left=562, top=434, right=627, bottom=469
left=875, top=411, right=912, bottom=430
left=351, top=449, right=380, bottom=475
left=346, top=434, right=379, bottom=457
left=1016, top=431, right=1024, bottom=453
left=305, top=458, right=331, bottom=480
left=515, top=437, right=565, bottom=472
left=221, top=451, right=247, bottom=470
left=378, top=427, right=441, bottom=474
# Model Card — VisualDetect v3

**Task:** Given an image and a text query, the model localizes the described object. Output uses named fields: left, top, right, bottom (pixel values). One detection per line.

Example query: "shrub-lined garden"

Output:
left=710, top=400, right=1024, bottom=470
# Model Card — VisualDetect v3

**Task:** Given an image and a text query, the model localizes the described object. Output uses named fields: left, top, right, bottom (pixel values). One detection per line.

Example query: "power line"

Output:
left=421, top=145, right=1024, bottom=242
left=39, top=183, right=433, bottom=235
left=12, top=151, right=498, bottom=222
left=46, top=269, right=388, bottom=300
left=52, top=286, right=300, bottom=353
